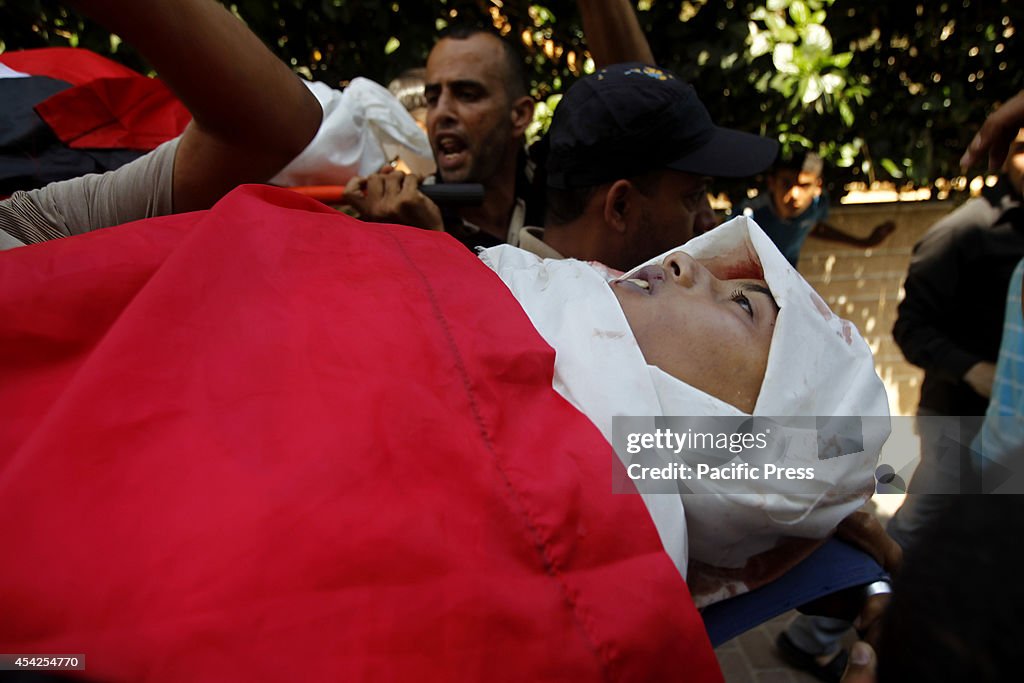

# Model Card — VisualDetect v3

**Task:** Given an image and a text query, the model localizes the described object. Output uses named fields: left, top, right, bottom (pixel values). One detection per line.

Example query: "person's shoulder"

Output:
left=516, top=225, right=563, bottom=260
left=912, top=195, right=1002, bottom=257
left=936, top=195, right=1004, bottom=238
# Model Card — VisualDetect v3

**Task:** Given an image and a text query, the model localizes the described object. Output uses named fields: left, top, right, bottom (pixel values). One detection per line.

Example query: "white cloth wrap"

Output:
left=479, top=216, right=889, bottom=574
left=271, top=78, right=434, bottom=187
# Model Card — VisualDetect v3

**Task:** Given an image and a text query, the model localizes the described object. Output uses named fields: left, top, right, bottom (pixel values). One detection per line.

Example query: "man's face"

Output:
left=1002, top=129, right=1024, bottom=198
left=424, top=34, right=518, bottom=184
left=611, top=251, right=778, bottom=413
left=619, top=170, right=717, bottom=270
left=767, top=169, right=822, bottom=219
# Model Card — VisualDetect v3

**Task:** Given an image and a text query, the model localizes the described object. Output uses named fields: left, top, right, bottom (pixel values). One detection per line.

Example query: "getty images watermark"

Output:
left=610, top=415, right=1023, bottom=495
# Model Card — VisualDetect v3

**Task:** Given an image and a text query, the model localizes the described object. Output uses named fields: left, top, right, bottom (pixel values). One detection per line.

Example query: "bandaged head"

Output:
left=479, top=216, right=889, bottom=575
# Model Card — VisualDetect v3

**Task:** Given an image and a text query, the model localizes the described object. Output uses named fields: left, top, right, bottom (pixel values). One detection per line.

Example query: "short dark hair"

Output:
left=545, top=169, right=662, bottom=227
left=773, top=150, right=824, bottom=177
left=436, top=24, right=529, bottom=100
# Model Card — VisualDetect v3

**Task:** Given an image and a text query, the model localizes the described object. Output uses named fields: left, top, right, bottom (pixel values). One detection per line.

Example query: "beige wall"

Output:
left=796, top=200, right=957, bottom=416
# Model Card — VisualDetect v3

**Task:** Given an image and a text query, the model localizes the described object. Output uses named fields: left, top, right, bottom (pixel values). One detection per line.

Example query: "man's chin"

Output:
left=439, top=167, right=474, bottom=184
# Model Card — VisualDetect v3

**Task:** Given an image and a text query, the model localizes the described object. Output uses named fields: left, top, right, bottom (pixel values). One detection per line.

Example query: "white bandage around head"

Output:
left=478, top=216, right=889, bottom=573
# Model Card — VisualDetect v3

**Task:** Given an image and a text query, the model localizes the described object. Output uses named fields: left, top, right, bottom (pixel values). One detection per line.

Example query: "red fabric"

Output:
left=35, top=76, right=190, bottom=150
left=0, top=48, right=189, bottom=150
left=0, top=186, right=721, bottom=682
left=0, top=47, right=136, bottom=85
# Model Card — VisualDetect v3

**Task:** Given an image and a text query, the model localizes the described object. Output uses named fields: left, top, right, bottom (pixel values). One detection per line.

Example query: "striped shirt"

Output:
left=974, top=257, right=1024, bottom=466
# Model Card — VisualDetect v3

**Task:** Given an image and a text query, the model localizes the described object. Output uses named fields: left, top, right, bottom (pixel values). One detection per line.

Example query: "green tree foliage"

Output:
left=2, top=0, right=1021, bottom=193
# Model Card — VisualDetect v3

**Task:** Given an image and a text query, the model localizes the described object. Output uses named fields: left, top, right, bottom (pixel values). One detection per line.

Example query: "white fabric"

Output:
left=271, top=78, right=434, bottom=187
left=0, top=64, right=29, bottom=79
left=479, top=216, right=889, bottom=573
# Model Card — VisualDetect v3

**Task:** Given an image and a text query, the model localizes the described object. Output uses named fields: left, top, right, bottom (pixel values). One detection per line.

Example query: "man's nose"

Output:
left=694, top=197, right=718, bottom=236
left=432, top=89, right=458, bottom=125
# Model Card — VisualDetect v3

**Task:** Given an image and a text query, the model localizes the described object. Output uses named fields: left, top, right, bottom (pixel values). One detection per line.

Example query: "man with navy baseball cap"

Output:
left=519, top=63, right=778, bottom=271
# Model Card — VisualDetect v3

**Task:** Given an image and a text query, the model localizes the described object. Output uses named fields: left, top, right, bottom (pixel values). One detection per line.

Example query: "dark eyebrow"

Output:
left=449, top=79, right=486, bottom=92
left=742, top=283, right=779, bottom=314
left=426, top=79, right=486, bottom=91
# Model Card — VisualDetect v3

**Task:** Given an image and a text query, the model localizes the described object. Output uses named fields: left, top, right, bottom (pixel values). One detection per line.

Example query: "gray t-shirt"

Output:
left=0, top=137, right=178, bottom=249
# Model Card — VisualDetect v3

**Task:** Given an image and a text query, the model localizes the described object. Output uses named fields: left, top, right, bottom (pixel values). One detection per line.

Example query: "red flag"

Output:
left=0, top=47, right=189, bottom=150
left=0, top=186, right=720, bottom=682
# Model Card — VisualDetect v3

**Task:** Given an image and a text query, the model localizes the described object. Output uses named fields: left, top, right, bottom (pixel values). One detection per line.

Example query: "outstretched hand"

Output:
left=865, top=220, right=896, bottom=246
left=344, top=169, right=444, bottom=231
left=960, top=90, right=1024, bottom=171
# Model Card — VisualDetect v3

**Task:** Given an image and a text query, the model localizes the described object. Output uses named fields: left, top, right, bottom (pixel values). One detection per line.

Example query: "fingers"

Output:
left=836, top=511, right=903, bottom=574
left=339, top=170, right=442, bottom=229
left=853, top=593, right=890, bottom=643
left=342, top=175, right=368, bottom=212
left=841, top=642, right=878, bottom=683
left=961, top=90, right=1024, bottom=171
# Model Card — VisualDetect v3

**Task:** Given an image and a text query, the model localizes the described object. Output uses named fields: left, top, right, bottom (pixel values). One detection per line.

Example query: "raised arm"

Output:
left=67, top=0, right=322, bottom=213
left=961, top=90, right=1024, bottom=171
left=811, top=219, right=895, bottom=247
left=577, top=0, right=656, bottom=67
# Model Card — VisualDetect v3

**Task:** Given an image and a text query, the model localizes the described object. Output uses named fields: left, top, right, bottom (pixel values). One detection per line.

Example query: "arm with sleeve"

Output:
left=0, top=138, right=178, bottom=248
left=893, top=201, right=991, bottom=383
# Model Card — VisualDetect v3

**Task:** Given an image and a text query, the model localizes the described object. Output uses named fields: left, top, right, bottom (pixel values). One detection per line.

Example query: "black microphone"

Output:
left=419, top=183, right=485, bottom=207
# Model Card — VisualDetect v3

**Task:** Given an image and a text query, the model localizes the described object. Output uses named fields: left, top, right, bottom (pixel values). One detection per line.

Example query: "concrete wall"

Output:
left=796, top=200, right=957, bottom=416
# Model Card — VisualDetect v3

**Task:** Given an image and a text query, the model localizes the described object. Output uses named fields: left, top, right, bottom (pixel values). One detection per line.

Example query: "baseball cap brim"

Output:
left=666, top=126, right=779, bottom=179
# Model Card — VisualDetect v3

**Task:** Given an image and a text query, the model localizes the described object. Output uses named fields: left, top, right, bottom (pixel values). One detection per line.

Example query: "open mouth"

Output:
left=435, top=135, right=468, bottom=168
left=615, top=264, right=665, bottom=295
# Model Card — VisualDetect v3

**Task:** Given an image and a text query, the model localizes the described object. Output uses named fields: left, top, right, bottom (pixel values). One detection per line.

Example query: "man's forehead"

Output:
left=774, top=168, right=820, bottom=182
left=427, top=34, right=507, bottom=82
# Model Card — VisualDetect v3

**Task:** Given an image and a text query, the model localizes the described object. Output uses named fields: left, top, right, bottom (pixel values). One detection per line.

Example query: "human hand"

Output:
left=836, top=511, right=902, bottom=573
left=963, top=361, right=996, bottom=399
left=343, top=170, right=443, bottom=230
left=835, top=511, right=900, bottom=645
left=841, top=642, right=877, bottom=683
left=960, top=90, right=1024, bottom=171
left=865, top=221, right=896, bottom=246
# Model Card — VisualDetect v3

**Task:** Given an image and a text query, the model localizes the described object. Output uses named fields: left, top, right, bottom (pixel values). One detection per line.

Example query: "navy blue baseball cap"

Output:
left=546, top=63, right=779, bottom=189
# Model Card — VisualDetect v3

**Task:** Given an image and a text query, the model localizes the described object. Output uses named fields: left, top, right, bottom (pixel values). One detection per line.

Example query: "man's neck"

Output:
left=542, top=221, right=598, bottom=262
left=456, top=148, right=520, bottom=241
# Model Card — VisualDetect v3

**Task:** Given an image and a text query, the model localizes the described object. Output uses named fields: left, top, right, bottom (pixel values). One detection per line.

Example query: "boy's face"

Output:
left=767, top=169, right=823, bottom=219
left=611, top=251, right=778, bottom=413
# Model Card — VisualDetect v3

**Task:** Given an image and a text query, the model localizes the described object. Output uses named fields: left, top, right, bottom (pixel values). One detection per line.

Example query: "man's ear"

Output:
left=813, top=175, right=824, bottom=198
left=601, top=179, right=637, bottom=235
left=510, top=96, right=535, bottom=138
